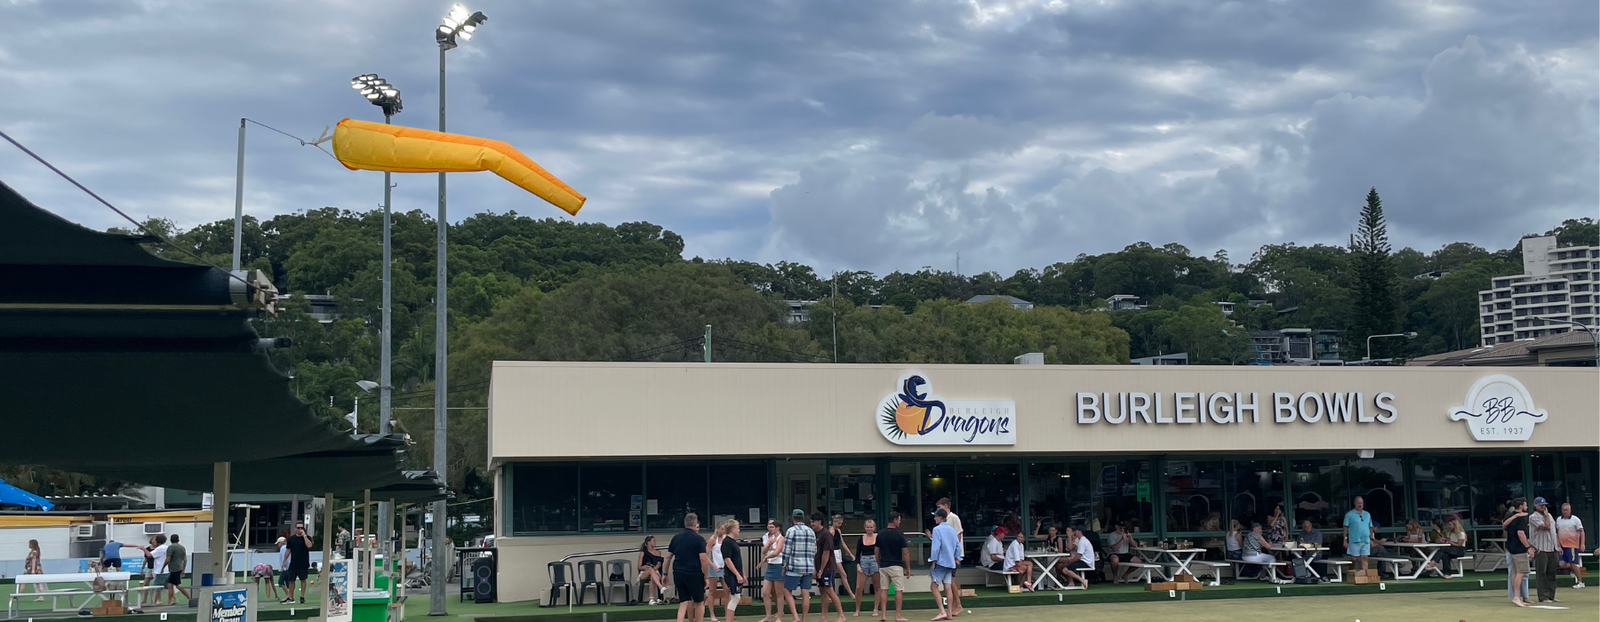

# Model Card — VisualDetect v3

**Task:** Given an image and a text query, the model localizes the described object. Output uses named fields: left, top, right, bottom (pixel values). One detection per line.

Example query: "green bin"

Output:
left=352, top=590, right=390, bottom=622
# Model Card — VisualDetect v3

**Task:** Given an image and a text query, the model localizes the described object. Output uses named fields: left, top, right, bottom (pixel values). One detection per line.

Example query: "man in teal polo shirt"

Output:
left=1343, top=496, right=1375, bottom=573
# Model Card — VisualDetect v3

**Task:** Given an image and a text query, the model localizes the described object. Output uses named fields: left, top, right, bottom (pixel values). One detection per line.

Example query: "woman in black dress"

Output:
left=639, top=535, right=667, bottom=604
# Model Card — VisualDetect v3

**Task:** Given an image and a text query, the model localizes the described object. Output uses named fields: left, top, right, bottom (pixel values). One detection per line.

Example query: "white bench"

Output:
left=1368, top=556, right=1414, bottom=578
left=982, top=566, right=1021, bottom=588
left=1228, top=559, right=1290, bottom=584
left=9, top=572, right=135, bottom=618
left=1184, top=559, right=1228, bottom=585
left=1446, top=555, right=1475, bottom=579
left=1315, top=559, right=1352, bottom=582
left=1116, top=562, right=1166, bottom=584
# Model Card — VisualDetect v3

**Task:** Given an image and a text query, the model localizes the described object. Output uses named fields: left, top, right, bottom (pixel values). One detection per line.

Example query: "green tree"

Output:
left=1348, top=188, right=1400, bottom=359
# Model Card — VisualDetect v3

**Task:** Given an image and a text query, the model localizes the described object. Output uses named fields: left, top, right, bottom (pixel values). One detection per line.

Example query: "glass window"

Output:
left=1227, top=460, right=1284, bottom=531
left=1413, top=457, right=1471, bottom=525
left=1290, top=460, right=1337, bottom=529
left=1340, top=458, right=1407, bottom=530
left=1531, top=454, right=1564, bottom=510
left=957, top=463, right=1021, bottom=537
left=647, top=463, right=708, bottom=531
left=826, top=464, right=876, bottom=533
left=711, top=461, right=769, bottom=528
left=1093, top=459, right=1154, bottom=534
left=580, top=464, right=641, bottom=533
left=510, top=463, right=578, bottom=533
left=917, top=463, right=956, bottom=533
left=1027, top=461, right=1090, bottom=534
left=1469, top=456, right=1524, bottom=528
left=1166, top=460, right=1224, bottom=533
left=1564, top=453, right=1596, bottom=549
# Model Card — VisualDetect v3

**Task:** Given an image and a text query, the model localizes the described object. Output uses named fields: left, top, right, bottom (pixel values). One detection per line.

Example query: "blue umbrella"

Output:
left=0, top=477, right=54, bottom=511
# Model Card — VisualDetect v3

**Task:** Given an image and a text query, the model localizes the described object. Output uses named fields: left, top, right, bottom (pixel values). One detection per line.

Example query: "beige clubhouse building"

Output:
left=488, top=362, right=1599, bottom=603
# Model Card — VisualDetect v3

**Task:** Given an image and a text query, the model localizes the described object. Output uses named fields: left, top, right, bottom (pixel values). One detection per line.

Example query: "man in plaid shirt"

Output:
left=780, top=509, right=817, bottom=622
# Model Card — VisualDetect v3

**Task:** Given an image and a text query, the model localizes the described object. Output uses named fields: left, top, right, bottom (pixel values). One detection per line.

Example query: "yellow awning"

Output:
left=0, top=515, right=91, bottom=527
left=108, top=510, right=212, bottom=523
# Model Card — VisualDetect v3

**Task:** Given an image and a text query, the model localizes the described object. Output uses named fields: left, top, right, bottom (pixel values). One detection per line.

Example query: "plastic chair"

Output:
left=606, top=559, right=634, bottom=604
left=576, top=560, right=607, bottom=605
left=546, top=562, right=575, bottom=607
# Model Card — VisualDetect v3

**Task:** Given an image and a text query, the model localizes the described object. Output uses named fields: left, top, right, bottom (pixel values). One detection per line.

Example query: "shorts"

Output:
left=989, top=561, right=1004, bottom=571
left=783, top=573, right=813, bottom=592
left=764, top=563, right=785, bottom=582
left=1067, top=560, right=1091, bottom=572
left=675, top=572, right=706, bottom=603
left=722, top=577, right=740, bottom=598
left=166, top=571, right=185, bottom=586
left=1510, top=553, right=1531, bottom=574
left=709, top=566, right=724, bottom=579
left=858, top=557, right=879, bottom=575
left=880, top=565, right=907, bottom=591
left=283, top=564, right=309, bottom=582
left=930, top=565, right=954, bottom=586
left=1561, top=548, right=1582, bottom=564
left=1347, top=542, right=1371, bottom=557
left=817, top=571, right=835, bottom=589
left=103, top=558, right=122, bottom=570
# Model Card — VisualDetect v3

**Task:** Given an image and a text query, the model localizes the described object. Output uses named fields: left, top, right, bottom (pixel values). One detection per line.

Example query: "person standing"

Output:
left=850, top=519, right=881, bottom=618
left=147, top=535, right=170, bottom=605
left=761, top=520, right=786, bottom=622
left=829, top=515, right=853, bottom=600
left=1528, top=497, right=1560, bottom=603
left=1342, top=496, right=1375, bottom=574
left=1266, top=504, right=1288, bottom=545
left=668, top=513, right=711, bottom=622
left=719, top=520, right=747, bottom=622
left=707, top=524, right=728, bottom=622
left=24, top=539, right=47, bottom=601
left=161, top=534, right=191, bottom=605
left=99, top=539, right=136, bottom=571
left=280, top=522, right=312, bottom=605
left=810, top=512, right=843, bottom=622
left=874, top=513, right=910, bottom=622
left=780, top=510, right=817, bottom=622
left=336, top=525, right=353, bottom=559
left=927, top=509, right=961, bottom=621
left=1504, top=498, right=1532, bottom=607
left=922, top=499, right=963, bottom=617
left=1556, top=503, right=1586, bottom=589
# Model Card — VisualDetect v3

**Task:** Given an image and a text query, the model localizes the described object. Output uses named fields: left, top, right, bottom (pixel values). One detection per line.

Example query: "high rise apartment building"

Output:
left=1479, top=235, right=1600, bottom=344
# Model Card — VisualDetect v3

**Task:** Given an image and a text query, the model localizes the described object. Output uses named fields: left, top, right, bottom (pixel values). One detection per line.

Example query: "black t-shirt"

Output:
left=1505, top=515, right=1529, bottom=554
left=286, top=535, right=311, bottom=567
left=720, top=538, right=742, bottom=574
left=669, top=528, right=707, bottom=575
left=876, top=528, right=908, bottom=567
left=815, top=525, right=835, bottom=569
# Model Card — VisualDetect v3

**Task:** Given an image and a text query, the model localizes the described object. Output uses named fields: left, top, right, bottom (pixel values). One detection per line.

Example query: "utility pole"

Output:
left=832, top=272, right=839, bottom=363
left=703, top=325, right=712, bottom=363
left=231, top=119, right=246, bottom=271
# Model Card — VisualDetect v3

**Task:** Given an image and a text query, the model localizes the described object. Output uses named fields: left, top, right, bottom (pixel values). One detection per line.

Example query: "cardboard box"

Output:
left=1366, top=569, right=1379, bottom=579
left=1145, top=581, right=1177, bottom=592
left=959, top=588, right=976, bottom=598
left=1351, top=574, right=1376, bottom=584
left=1175, top=573, right=1195, bottom=583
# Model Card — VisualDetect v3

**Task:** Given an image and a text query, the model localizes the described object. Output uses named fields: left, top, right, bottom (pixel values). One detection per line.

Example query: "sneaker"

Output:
left=77, top=611, right=93, bottom=617
left=299, top=598, right=306, bottom=604
left=1574, top=582, right=1585, bottom=589
left=280, top=598, right=294, bottom=605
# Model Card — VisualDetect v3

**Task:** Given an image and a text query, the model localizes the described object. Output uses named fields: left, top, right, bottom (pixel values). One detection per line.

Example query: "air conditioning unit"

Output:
left=142, top=522, right=165, bottom=535
left=72, top=523, right=107, bottom=540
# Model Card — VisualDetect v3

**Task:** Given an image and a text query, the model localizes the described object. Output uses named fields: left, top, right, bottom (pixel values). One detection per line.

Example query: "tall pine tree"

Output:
left=1350, top=187, right=1400, bottom=359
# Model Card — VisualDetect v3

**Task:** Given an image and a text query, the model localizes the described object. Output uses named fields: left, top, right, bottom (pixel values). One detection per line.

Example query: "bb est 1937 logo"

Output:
left=1448, top=374, right=1548, bottom=442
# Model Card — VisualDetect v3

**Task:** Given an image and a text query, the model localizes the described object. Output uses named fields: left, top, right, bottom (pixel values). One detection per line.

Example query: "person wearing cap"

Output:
left=779, top=509, right=816, bottom=622
left=927, top=508, right=961, bottom=621
left=1528, top=497, right=1561, bottom=603
left=982, top=527, right=1007, bottom=571
left=1058, top=525, right=1094, bottom=589
left=920, top=498, right=963, bottom=616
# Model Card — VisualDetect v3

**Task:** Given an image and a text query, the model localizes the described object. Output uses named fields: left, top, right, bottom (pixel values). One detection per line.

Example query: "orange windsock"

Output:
left=331, top=118, right=586, bottom=215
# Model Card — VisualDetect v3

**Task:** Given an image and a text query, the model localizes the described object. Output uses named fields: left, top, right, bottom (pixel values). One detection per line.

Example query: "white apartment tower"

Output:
left=1479, top=235, right=1600, bottom=345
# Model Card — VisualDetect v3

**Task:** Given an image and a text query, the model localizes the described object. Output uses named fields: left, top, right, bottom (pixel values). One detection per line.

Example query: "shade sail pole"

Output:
left=314, top=493, right=334, bottom=622
left=363, top=489, right=372, bottom=589
left=210, top=462, right=231, bottom=586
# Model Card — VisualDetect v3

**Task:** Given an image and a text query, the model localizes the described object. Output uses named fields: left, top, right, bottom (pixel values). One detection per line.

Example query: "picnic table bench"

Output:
left=981, top=566, right=1021, bottom=588
left=8, top=572, right=135, bottom=618
left=1315, top=559, right=1352, bottom=582
left=1115, top=562, right=1166, bottom=584
left=1228, top=559, right=1290, bottom=584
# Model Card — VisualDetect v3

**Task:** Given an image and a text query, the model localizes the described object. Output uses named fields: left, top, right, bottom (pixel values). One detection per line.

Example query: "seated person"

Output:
left=1242, top=523, right=1285, bottom=580
left=1297, top=519, right=1324, bottom=562
left=1106, top=523, right=1139, bottom=583
left=983, top=527, right=1008, bottom=570
left=1004, top=531, right=1035, bottom=591
left=1057, top=525, right=1094, bottom=589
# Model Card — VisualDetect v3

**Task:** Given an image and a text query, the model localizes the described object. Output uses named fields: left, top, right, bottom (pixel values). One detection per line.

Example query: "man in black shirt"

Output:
left=667, top=513, right=710, bottom=622
left=1505, top=498, right=1532, bottom=608
left=875, top=513, right=911, bottom=622
left=281, top=522, right=312, bottom=604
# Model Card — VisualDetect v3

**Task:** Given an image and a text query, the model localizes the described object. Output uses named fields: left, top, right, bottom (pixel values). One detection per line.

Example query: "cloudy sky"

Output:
left=1, top=0, right=1595, bottom=275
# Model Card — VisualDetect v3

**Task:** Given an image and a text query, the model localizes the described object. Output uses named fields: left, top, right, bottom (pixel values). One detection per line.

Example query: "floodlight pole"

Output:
left=231, top=119, right=246, bottom=271
left=430, top=42, right=450, bottom=617
left=378, top=109, right=396, bottom=563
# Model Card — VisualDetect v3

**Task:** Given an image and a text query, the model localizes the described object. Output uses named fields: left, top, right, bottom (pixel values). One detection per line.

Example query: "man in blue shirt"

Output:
left=100, top=540, right=140, bottom=571
left=1343, top=496, right=1375, bottom=573
left=928, top=509, right=962, bottom=621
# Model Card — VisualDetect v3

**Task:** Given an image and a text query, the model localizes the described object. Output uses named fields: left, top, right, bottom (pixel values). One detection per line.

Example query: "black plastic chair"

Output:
left=577, top=560, right=607, bottom=605
left=606, top=559, right=634, bottom=604
left=547, top=561, right=575, bottom=607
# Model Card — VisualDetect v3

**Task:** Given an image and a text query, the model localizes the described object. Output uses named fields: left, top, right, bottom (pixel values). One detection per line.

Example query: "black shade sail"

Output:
left=0, top=179, right=444, bottom=501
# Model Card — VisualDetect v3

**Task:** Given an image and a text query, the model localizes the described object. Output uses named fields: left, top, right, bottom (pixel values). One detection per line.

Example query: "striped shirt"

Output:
left=782, top=523, right=817, bottom=576
left=1528, top=512, right=1559, bottom=553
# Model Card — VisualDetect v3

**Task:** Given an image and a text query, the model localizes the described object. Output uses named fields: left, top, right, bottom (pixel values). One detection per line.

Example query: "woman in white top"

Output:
left=760, top=520, right=785, bottom=622
left=1224, top=520, right=1244, bottom=561
left=706, top=524, right=727, bottom=622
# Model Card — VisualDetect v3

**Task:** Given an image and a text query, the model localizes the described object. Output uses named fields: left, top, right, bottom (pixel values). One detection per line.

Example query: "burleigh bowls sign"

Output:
left=1449, top=374, right=1548, bottom=442
left=877, top=372, right=1016, bottom=445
